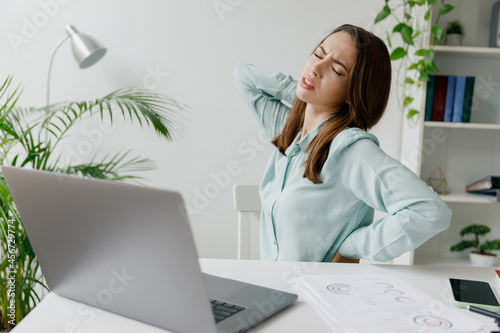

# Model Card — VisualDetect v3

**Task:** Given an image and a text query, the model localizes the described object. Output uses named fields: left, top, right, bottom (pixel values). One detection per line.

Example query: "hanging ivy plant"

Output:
left=374, top=0, right=455, bottom=121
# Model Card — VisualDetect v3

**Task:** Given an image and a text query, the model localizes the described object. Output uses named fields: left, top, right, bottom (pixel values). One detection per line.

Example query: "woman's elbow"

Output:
left=426, top=198, right=452, bottom=233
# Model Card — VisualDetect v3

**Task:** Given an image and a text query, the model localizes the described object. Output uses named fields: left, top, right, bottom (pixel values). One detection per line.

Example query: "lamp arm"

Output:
left=46, top=35, right=70, bottom=108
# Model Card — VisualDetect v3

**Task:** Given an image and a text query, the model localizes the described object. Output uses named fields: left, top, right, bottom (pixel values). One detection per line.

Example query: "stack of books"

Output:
left=466, top=175, right=500, bottom=201
left=425, top=75, right=476, bottom=123
left=494, top=270, right=500, bottom=290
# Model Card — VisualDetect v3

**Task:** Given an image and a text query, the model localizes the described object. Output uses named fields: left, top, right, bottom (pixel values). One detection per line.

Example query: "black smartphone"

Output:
left=449, top=278, right=500, bottom=312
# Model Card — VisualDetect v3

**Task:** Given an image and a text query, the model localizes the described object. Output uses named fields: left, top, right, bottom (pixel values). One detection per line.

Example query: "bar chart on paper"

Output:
left=293, top=275, right=483, bottom=332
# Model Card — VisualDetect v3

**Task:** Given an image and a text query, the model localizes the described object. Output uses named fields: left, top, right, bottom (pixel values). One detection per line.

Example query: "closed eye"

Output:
left=313, top=53, right=322, bottom=59
left=332, top=67, right=341, bottom=76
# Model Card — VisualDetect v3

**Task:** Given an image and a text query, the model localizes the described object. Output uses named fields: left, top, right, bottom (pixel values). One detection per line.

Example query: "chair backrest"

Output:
left=233, top=185, right=261, bottom=260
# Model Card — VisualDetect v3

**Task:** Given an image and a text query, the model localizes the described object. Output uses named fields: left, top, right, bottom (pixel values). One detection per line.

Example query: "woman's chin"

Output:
left=296, top=89, right=313, bottom=104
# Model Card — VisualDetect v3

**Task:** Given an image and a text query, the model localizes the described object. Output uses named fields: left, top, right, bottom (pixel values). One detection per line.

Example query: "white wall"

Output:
left=0, top=0, right=402, bottom=259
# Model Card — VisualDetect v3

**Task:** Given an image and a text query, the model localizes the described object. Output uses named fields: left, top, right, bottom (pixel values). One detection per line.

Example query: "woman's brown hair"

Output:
left=272, top=24, right=392, bottom=184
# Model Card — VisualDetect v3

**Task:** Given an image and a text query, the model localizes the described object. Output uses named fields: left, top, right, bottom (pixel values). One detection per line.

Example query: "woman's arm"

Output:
left=330, top=251, right=360, bottom=263
left=336, top=138, right=451, bottom=262
left=233, top=63, right=297, bottom=138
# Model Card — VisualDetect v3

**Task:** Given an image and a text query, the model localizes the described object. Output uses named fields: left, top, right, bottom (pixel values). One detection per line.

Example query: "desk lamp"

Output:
left=46, top=24, right=107, bottom=107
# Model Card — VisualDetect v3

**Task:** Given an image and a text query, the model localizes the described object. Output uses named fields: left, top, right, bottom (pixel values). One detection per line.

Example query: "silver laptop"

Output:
left=3, top=166, right=297, bottom=333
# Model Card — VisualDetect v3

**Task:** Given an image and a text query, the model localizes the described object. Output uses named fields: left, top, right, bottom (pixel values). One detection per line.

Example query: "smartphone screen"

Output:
left=449, top=278, right=499, bottom=306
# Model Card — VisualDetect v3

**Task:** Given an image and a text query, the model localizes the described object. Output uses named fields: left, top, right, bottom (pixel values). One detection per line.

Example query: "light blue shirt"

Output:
left=233, top=63, right=451, bottom=262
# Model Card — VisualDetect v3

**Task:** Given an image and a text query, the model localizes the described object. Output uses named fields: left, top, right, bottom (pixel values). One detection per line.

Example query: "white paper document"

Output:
left=293, top=275, right=484, bottom=333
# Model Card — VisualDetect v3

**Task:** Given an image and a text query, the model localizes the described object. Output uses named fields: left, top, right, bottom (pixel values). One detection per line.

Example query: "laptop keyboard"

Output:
left=210, top=299, right=246, bottom=323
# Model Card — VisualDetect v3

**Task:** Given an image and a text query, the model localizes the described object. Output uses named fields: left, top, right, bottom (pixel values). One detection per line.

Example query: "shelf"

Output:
left=424, top=121, right=500, bottom=130
left=434, top=45, right=500, bottom=57
left=439, top=192, right=499, bottom=204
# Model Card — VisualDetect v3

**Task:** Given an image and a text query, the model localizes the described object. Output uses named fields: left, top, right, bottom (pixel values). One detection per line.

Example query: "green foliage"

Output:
left=450, top=240, right=476, bottom=252
left=450, top=224, right=500, bottom=255
left=0, top=76, right=186, bottom=330
left=460, top=224, right=490, bottom=237
left=446, top=20, right=464, bottom=35
left=374, top=0, right=454, bottom=120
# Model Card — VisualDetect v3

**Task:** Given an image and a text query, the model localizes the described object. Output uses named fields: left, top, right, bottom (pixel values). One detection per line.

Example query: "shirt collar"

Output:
left=292, top=114, right=337, bottom=153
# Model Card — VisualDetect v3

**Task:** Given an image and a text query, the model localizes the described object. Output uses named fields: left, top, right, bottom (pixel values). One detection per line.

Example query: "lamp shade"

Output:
left=65, top=25, right=107, bottom=69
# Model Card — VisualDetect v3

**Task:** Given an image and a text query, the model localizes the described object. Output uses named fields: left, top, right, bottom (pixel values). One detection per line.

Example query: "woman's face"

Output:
left=296, top=31, right=356, bottom=112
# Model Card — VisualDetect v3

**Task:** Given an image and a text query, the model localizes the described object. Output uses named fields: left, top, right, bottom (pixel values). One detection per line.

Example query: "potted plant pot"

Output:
left=444, top=20, right=464, bottom=47
left=446, top=34, right=463, bottom=46
left=470, top=252, right=498, bottom=266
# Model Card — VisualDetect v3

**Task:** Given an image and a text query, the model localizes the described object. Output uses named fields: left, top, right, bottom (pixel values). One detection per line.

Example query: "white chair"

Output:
left=233, top=185, right=261, bottom=260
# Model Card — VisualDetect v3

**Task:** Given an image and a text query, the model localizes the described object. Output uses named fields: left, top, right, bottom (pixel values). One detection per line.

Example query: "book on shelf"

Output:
left=431, top=75, right=448, bottom=121
left=462, top=76, right=475, bottom=123
left=466, top=189, right=500, bottom=202
left=424, top=75, right=435, bottom=121
left=443, top=75, right=456, bottom=122
left=494, top=270, right=500, bottom=290
left=452, top=76, right=466, bottom=123
left=425, top=74, right=476, bottom=123
left=466, top=176, right=500, bottom=192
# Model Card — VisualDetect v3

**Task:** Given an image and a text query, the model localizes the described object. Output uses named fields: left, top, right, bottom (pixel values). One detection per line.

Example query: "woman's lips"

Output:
left=300, top=76, right=315, bottom=90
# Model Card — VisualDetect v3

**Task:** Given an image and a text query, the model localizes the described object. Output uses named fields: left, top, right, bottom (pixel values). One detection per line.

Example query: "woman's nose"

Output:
left=311, top=61, right=324, bottom=78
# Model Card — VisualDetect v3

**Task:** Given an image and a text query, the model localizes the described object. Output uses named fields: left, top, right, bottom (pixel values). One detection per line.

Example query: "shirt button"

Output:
left=292, top=144, right=300, bottom=154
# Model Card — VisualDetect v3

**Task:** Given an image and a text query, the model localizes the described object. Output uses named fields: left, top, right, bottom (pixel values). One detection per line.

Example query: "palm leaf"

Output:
left=56, top=149, right=156, bottom=181
left=0, top=77, right=186, bottom=328
left=41, top=88, right=187, bottom=145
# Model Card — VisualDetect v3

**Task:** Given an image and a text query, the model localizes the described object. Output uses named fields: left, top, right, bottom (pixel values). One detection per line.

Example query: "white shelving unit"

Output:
left=399, top=0, right=500, bottom=266
left=433, top=45, right=500, bottom=56
left=440, top=192, right=498, bottom=204
left=425, top=121, right=500, bottom=130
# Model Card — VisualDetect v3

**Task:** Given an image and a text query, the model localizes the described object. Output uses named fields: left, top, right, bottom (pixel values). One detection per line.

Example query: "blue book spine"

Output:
left=443, top=75, right=456, bottom=122
left=452, top=76, right=466, bottom=122
left=424, top=75, right=436, bottom=121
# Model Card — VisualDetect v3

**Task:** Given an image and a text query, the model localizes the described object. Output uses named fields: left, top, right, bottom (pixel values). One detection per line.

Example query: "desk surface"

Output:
left=12, top=259, right=500, bottom=332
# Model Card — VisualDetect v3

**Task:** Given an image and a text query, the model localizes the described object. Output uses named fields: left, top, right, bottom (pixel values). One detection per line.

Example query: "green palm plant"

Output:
left=0, top=76, right=186, bottom=330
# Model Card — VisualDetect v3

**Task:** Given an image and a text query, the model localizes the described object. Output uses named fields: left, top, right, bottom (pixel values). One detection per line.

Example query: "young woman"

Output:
left=233, top=24, right=451, bottom=263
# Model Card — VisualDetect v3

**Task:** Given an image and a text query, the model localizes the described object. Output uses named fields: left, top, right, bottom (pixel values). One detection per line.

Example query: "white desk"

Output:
left=12, top=259, right=500, bottom=332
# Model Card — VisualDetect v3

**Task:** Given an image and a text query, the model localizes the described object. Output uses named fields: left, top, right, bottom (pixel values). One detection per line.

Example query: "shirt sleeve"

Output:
left=233, top=63, right=297, bottom=139
left=336, top=138, right=452, bottom=262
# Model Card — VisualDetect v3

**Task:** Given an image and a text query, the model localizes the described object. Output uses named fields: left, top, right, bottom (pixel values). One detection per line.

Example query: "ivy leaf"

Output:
left=407, top=110, right=419, bottom=119
left=414, top=48, right=426, bottom=56
left=423, top=49, right=435, bottom=65
left=386, top=31, right=392, bottom=48
left=426, top=62, right=439, bottom=73
left=394, top=24, right=414, bottom=45
left=424, top=7, right=432, bottom=20
left=415, top=0, right=425, bottom=5
left=390, top=47, right=407, bottom=60
left=400, top=25, right=414, bottom=45
left=404, top=96, right=414, bottom=107
left=439, top=4, right=454, bottom=16
left=405, top=13, right=411, bottom=20
left=408, top=1, right=416, bottom=7
left=405, top=77, right=415, bottom=84
left=427, top=0, right=436, bottom=5
left=408, top=63, right=419, bottom=70
left=419, top=71, right=430, bottom=81
left=432, top=24, right=444, bottom=41
left=393, top=23, right=406, bottom=33
left=375, top=5, right=391, bottom=23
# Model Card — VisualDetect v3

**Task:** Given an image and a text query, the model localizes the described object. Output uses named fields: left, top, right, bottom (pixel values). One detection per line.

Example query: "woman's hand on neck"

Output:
left=300, top=103, right=342, bottom=140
